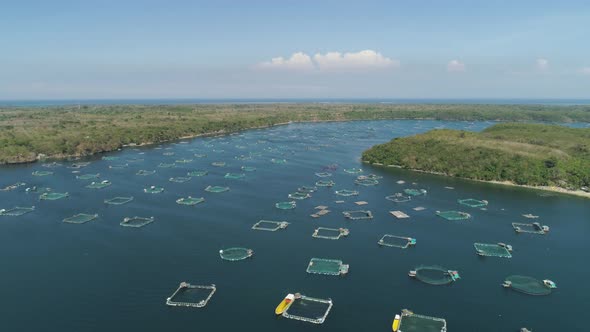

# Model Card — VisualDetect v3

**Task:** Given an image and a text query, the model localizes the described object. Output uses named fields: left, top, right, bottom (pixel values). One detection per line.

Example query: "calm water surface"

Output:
left=1, top=120, right=588, bottom=331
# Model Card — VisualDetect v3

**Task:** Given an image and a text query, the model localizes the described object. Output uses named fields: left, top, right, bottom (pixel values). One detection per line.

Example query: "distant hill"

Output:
left=362, top=123, right=590, bottom=190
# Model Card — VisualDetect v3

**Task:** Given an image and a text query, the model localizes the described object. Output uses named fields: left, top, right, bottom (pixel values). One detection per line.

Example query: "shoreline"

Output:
left=364, top=161, right=590, bottom=199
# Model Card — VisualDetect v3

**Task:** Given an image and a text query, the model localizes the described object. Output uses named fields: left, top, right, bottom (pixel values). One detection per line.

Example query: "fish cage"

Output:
left=306, top=258, right=349, bottom=276
left=175, top=159, right=193, bottom=164
left=386, top=193, right=412, bottom=203
left=0, top=206, right=35, bottom=216
left=77, top=173, right=100, bottom=180
left=188, top=170, right=208, bottom=177
left=42, top=162, right=62, bottom=167
left=235, top=155, right=251, bottom=161
left=410, top=265, right=461, bottom=285
left=169, top=176, right=192, bottom=183
left=163, top=152, right=175, bottom=156
left=241, top=166, right=256, bottom=172
left=404, top=188, right=428, bottom=196
left=436, top=210, right=471, bottom=221
left=503, top=275, right=555, bottom=296
left=298, top=186, right=317, bottom=193
left=194, top=153, right=207, bottom=158
left=316, top=180, right=335, bottom=187
left=343, top=168, right=363, bottom=174
left=101, top=156, right=119, bottom=161
left=144, top=186, right=164, bottom=194
left=25, top=186, right=52, bottom=194
left=166, top=282, right=216, bottom=308
left=474, top=243, right=512, bottom=258
left=176, top=196, right=205, bottom=206
left=378, top=235, right=417, bottom=249
left=315, top=172, right=332, bottom=177
left=1, top=182, right=26, bottom=192
left=219, top=247, right=254, bottom=261
left=120, top=216, right=154, bottom=228
left=398, top=310, right=447, bottom=332
left=63, top=213, right=98, bottom=224
left=343, top=210, right=373, bottom=220
left=359, top=174, right=382, bottom=180
left=335, top=189, right=359, bottom=197
left=271, top=158, right=287, bottom=164
left=158, top=163, right=176, bottom=168
left=354, top=178, right=379, bottom=186
left=68, top=162, right=91, bottom=169
left=224, top=173, right=245, bottom=180
left=104, top=196, right=134, bottom=205
left=282, top=294, right=333, bottom=325
left=39, top=192, right=69, bottom=200
left=205, top=185, right=230, bottom=193
left=252, top=220, right=289, bottom=231
left=109, top=163, right=129, bottom=169
left=85, top=180, right=111, bottom=189
left=312, top=227, right=349, bottom=240
left=276, top=201, right=297, bottom=210
left=211, top=161, right=226, bottom=167
left=32, top=170, right=53, bottom=176
left=136, top=170, right=155, bottom=176
left=458, top=198, right=488, bottom=208
left=512, top=222, right=549, bottom=235
left=288, top=192, right=311, bottom=200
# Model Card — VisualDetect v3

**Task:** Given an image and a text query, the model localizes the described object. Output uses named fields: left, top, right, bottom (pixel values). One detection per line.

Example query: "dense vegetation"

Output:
left=362, top=123, right=590, bottom=189
left=1, top=103, right=590, bottom=164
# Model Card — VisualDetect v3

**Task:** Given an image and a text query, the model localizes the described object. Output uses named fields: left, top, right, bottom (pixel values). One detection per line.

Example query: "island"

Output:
left=1, top=103, right=590, bottom=164
left=362, top=123, right=590, bottom=196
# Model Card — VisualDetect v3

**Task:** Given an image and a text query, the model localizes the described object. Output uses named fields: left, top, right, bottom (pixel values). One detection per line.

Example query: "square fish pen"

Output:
left=335, top=189, right=359, bottom=197
left=205, top=185, right=230, bottom=193
left=312, top=227, right=349, bottom=240
left=399, top=311, right=447, bottom=332
left=32, top=170, right=53, bottom=176
left=386, top=193, right=412, bottom=203
left=288, top=192, right=311, bottom=200
left=458, top=198, right=488, bottom=208
left=276, top=201, right=297, bottom=210
left=404, top=188, right=427, bottom=196
left=104, top=196, right=134, bottom=205
left=0, top=206, right=35, bottom=216
left=378, top=235, right=417, bottom=249
left=120, top=216, right=154, bottom=228
left=136, top=170, right=156, bottom=176
left=166, top=282, right=216, bottom=308
left=306, top=258, right=349, bottom=276
left=39, top=192, right=69, bottom=200
left=512, top=222, right=549, bottom=235
left=224, top=173, right=245, bottom=180
left=63, top=213, right=98, bottom=224
left=343, top=210, right=373, bottom=220
left=144, top=186, right=164, bottom=194
left=252, top=220, right=289, bottom=231
left=188, top=170, right=208, bottom=177
left=158, top=163, right=176, bottom=168
left=76, top=173, right=100, bottom=180
left=169, top=177, right=192, bottom=183
left=85, top=181, right=111, bottom=189
left=176, top=196, right=205, bottom=206
left=473, top=243, right=512, bottom=258
left=315, top=180, right=335, bottom=187
left=282, top=295, right=333, bottom=325
left=436, top=210, right=471, bottom=221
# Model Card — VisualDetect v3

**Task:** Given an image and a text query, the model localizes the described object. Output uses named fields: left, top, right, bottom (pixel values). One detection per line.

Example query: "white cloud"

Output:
left=257, top=52, right=314, bottom=70
left=257, top=50, right=398, bottom=71
left=536, top=58, right=549, bottom=71
left=447, top=60, right=465, bottom=72
left=581, top=67, right=590, bottom=75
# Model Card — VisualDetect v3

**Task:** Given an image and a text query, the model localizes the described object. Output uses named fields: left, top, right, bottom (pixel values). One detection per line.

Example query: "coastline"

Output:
left=364, top=161, right=590, bottom=199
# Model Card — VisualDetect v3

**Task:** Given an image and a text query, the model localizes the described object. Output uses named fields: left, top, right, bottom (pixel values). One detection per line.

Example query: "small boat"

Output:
left=408, top=270, right=417, bottom=277
left=543, top=279, right=557, bottom=289
left=275, top=293, right=295, bottom=315
left=392, top=314, right=401, bottom=331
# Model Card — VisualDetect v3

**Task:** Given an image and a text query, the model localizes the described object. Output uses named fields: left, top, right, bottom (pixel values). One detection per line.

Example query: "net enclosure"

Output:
left=166, top=282, right=216, bottom=308
left=298, top=186, right=317, bottom=193
left=136, top=170, right=156, bottom=176
left=144, top=186, right=164, bottom=194
left=85, top=180, right=111, bottom=189
left=386, top=193, right=412, bottom=203
left=378, top=235, right=417, bottom=249
left=503, top=275, right=557, bottom=296
left=32, top=170, right=53, bottom=176
left=211, top=161, right=226, bottom=167
left=224, top=173, right=245, bottom=180
left=316, top=180, right=335, bottom=187
left=276, top=201, right=297, bottom=210
left=175, top=159, right=193, bottom=164
left=104, top=196, right=134, bottom=205
left=63, top=213, right=98, bottom=224
left=252, top=220, right=289, bottom=231
left=176, top=196, right=205, bottom=206
left=288, top=192, right=310, bottom=200
left=205, top=185, right=230, bottom=193
left=120, top=216, right=154, bottom=228
left=219, top=248, right=254, bottom=261
left=458, top=198, right=488, bottom=208
left=312, top=227, right=349, bottom=240
left=188, top=170, right=208, bottom=177
left=109, top=163, right=129, bottom=169
left=436, top=210, right=471, bottom=221
left=282, top=294, right=333, bottom=325
left=404, top=188, right=428, bottom=196
left=169, top=177, right=191, bottom=183
left=354, top=178, right=379, bottom=186
left=343, top=210, right=373, bottom=220
left=398, top=309, right=448, bottom=332
left=315, top=172, right=332, bottom=177
left=335, top=189, right=359, bottom=197
left=77, top=173, right=100, bottom=180
left=241, top=166, right=256, bottom=172
left=39, top=192, right=69, bottom=200
left=512, top=222, right=550, bottom=235
left=0, top=206, right=35, bottom=216
left=270, top=158, right=287, bottom=164
left=158, top=163, right=176, bottom=168
left=409, top=265, right=461, bottom=285
left=474, top=243, right=512, bottom=258
left=306, top=258, right=349, bottom=276
left=344, top=168, right=363, bottom=174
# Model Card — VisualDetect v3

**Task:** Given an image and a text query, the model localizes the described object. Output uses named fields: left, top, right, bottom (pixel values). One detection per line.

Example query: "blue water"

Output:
left=1, top=120, right=588, bottom=332
left=2, top=98, right=590, bottom=107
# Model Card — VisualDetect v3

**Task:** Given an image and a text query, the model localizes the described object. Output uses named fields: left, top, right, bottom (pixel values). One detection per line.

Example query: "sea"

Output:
left=0, top=120, right=588, bottom=331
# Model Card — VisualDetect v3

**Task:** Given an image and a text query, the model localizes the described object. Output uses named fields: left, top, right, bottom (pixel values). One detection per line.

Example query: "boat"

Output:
left=543, top=279, right=557, bottom=289
left=275, top=293, right=295, bottom=315
left=392, top=314, right=401, bottom=331
left=408, top=270, right=417, bottom=277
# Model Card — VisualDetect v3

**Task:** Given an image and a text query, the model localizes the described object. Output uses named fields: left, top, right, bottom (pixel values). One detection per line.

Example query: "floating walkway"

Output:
left=378, top=235, right=416, bottom=249
left=389, top=210, right=410, bottom=219
left=306, top=258, right=349, bottom=276
left=166, top=282, right=216, bottom=308
left=252, top=220, right=289, bottom=231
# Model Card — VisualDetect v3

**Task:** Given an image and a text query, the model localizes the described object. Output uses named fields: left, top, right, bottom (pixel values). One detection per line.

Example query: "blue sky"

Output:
left=1, top=0, right=589, bottom=99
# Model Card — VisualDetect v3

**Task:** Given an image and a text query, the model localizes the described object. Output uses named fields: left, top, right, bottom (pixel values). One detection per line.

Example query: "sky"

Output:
left=1, top=0, right=589, bottom=100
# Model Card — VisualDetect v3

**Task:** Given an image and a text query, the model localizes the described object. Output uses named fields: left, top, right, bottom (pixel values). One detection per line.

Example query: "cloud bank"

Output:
left=536, top=58, right=549, bottom=71
left=257, top=50, right=399, bottom=71
left=447, top=60, right=465, bottom=72
left=581, top=67, right=590, bottom=75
